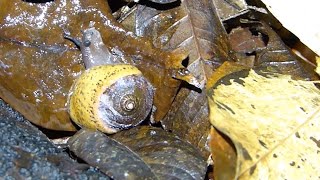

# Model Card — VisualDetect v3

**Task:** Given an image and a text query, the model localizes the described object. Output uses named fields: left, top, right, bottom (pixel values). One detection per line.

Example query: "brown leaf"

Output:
left=227, top=21, right=319, bottom=80
left=162, top=87, right=211, bottom=158
left=136, top=0, right=233, bottom=85
left=134, top=0, right=235, bottom=156
left=209, top=127, right=237, bottom=180
left=250, top=22, right=318, bottom=80
left=0, top=38, right=80, bottom=131
left=212, top=0, right=248, bottom=21
left=0, top=0, right=195, bottom=130
left=68, top=129, right=157, bottom=179
left=111, top=126, right=207, bottom=179
left=228, top=27, right=266, bottom=53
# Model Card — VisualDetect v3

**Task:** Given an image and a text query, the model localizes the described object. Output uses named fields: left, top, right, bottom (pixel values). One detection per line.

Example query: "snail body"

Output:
left=67, top=26, right=154, bottom=133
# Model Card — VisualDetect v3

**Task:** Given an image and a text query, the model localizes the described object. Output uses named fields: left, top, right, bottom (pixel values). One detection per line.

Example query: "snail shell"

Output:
left=68, top=64, right=154, bottom=134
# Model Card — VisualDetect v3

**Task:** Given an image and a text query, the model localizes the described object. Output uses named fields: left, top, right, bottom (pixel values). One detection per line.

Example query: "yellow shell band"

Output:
left=68, top=64, right=142, bottom=133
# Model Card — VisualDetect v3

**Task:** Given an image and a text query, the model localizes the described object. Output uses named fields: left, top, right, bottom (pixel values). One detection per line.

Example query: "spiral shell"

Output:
left=68, top=64, right=154, bottom=133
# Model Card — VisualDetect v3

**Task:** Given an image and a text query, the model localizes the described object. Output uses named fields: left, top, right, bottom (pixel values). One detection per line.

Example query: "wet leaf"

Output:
left=206, top=61, right=249, bottom=90
left=212, top=0, right=248, bottom=21
left=0, top=38, right=80, bottom=131
left=0, top=0, right=194, bottom=130
left=136, top=0, right=232, bottom=85
left=112, top=126, right=207, bottom=180
left=249, top=22, right=318, bottom=80
left=206, top=61, right=247, bottom=179
left=208, top=69, right=320, bottom=179
left=68, top=128, right=157, bottom=179
left=209, top=127, right=237, bottom=180
left=161, top=87, right=212, bottom=158
left=134, top=0, right=235, bottom=158
left=228, top=27, right=266, bottom=54
left=228, top=26, right=267, bottom=67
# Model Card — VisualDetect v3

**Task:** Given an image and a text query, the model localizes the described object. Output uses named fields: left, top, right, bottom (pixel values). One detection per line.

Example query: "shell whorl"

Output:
left=120, top=94, right=137, bottom=112
left=98, top=74, right=153, bottom=130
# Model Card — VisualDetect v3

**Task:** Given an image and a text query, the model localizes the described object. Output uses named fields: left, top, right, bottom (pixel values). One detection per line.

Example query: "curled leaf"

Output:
left=68, top=129, right=157, bottom=179
left=209, top=127, right=237, bottom=180
left=112, top=126, right=207, bottom=180
left=250, top=22, right=317, bottom=80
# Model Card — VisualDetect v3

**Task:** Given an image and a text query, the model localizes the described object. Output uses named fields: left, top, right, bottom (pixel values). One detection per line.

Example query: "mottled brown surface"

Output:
left=0, top=39, right=81, bottom=131
left=209, top=127, right=237, bottom=180
left=212, top=0, right=248, bottom=21
left=134, top=0, right=234, bottom=158
left=0, top=0, right=191, bottom=130
left=136, top=0, right=233, bottom=85
left=68, top=128, right=157, bottom=179
left=205, top=62, right=248, bottom=179
left=252, top=22, right=318, bottom=80
left=229, top=27, right=266, bottom=53
left=112, top=126, right=207, bottom=179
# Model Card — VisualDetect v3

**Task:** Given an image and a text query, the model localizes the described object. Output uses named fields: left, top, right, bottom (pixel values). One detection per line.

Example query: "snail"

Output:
left=65, top=27, right=154, bottom=134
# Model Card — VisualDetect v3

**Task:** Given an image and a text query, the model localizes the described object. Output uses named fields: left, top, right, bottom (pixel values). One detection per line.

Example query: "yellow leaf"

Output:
left=316, top=56, right=320, bottom=75
left=208, top=70, right=320, bottom=179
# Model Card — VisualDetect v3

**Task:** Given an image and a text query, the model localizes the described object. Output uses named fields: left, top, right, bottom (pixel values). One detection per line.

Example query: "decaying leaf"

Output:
left=228, top=27, right=266, bottom=54
left=252, top=22, right=318, bottom=80
left=206, top=62, right=247, bottom=179
left=207, top=69, right=320, bottom=179
left=161, top=87, right=212, bottom=158
left=316, top=56, right=320, bottom=75
left=209, top=127, right=237, bottom=180
left=0, top=0, right=196, bottom=130
left=68, top=126, right=207, bottom=179
left=227, top=21, right=318, bottom=81
left=135, top=0, right=233, bottom=123
left=134, top=0, right=235, bottom=158
left=206, top=61, right=249, bottom=89
left=228, top=25, right=267, bottom=68
left=68, top=129, right=157, bottom=179
left=212, top=0, right=248, bottom=21
left=112, top=126, right=207, bottom=180
left=136, top=0, right=232, bottom=85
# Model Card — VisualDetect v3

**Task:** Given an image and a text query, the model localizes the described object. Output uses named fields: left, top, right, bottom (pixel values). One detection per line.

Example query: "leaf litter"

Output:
left=208, top=69, right=320, bottom=179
